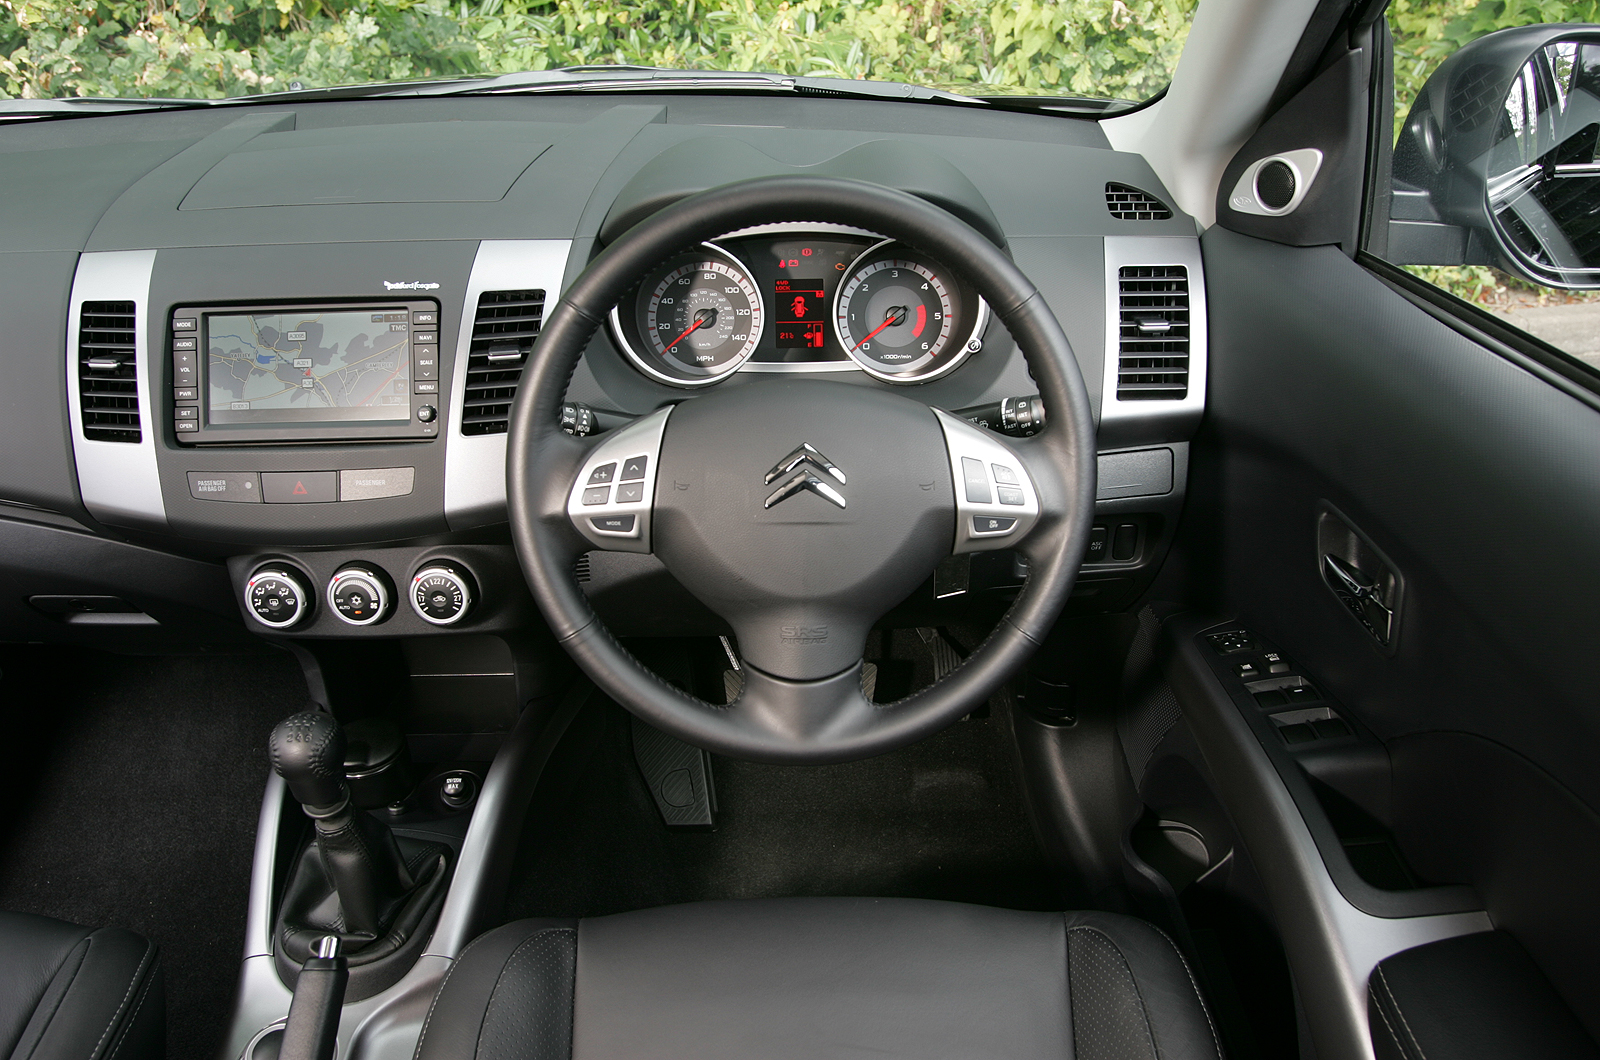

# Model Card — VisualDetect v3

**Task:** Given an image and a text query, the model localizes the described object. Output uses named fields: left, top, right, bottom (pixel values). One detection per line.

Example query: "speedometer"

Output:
left=612, top=249, right=764, bottom=387
left=833, top=243, right=985, bottom=383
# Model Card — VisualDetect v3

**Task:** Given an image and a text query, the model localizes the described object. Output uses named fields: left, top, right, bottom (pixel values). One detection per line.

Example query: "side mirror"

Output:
left=1389, top=25, right=1600, bottom=289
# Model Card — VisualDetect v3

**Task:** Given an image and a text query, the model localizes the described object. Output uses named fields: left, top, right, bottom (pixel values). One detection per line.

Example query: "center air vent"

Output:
left=1116, top=266, right=1190, bottom=401
left=1105, top=182, right=1173, bottom=221
left=461, top=289, right=546, bottom=436
left=78, top=300, right=141, bottom=443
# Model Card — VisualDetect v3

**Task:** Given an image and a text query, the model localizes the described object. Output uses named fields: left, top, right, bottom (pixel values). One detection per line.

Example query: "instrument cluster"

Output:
left=608, top=227, right=989, bottom=387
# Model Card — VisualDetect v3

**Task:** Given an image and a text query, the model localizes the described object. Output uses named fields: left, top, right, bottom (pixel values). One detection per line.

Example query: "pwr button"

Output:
left=262, top=471, right=338, bottom=503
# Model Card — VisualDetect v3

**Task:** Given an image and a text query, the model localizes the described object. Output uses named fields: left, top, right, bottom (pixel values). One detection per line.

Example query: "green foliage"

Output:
left=0, top=0, right=1196, bottom=100
left=1389, top=0, right=1600, bottom=137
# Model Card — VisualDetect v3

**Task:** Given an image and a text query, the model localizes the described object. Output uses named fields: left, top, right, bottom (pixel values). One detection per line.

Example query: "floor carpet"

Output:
left=0, top=645, right=308, bottom=1060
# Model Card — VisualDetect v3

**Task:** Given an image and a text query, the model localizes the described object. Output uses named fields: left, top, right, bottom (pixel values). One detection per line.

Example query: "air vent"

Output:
left=1105, top=182, right=1173, bottom=221
left=78, top=300, right=141, bottom=442
left=574, top=553, right=591, bottom=583
left=461, top=289, right=546, bottom=436
left=1116, top=266, right=1190, bottom=401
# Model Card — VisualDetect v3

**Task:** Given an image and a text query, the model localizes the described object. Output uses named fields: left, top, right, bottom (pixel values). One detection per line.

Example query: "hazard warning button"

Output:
left=262, top=471, right=338, bottom=504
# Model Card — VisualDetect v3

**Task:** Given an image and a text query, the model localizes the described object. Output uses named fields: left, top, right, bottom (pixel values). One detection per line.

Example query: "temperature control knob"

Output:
left=327, top=566, right=391, bottom=626
left=411, top=563, right=475, bottom=626
left=245, top=567, right=311, bottom=629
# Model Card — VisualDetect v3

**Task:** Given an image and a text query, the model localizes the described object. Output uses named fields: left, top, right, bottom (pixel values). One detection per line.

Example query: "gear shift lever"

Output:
left=270, top=711, right=416, bottom=939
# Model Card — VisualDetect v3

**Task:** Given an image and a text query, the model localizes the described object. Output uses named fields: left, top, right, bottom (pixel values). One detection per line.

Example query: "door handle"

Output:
left=1323, top=554, right=1395, bottom=645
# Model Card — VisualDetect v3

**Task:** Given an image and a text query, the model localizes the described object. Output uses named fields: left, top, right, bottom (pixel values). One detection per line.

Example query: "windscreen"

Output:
left=1, top=0, right=1197, bottom=105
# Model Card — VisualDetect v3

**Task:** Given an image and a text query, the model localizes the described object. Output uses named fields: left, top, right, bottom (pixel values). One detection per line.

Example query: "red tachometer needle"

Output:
left=852, top=306, right=907, bottom=350
left=664, top=316, right=706, bottom=351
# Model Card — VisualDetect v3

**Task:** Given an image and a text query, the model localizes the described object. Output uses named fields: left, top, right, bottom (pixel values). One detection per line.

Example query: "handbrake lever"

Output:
left=278, top=936, right=348, bottom=1060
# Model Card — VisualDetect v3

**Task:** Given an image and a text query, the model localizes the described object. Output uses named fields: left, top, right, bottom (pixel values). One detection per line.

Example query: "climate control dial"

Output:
left=327, top=566, right=391, bottom=626
left=245, top=567, right=311, bottom=629
left=411, top=563, right=475, bottom=626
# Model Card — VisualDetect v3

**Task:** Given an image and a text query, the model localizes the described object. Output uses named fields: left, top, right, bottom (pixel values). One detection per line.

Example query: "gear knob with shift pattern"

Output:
left=270, top=710, right=417, bottom=941
left=270, top=711, right=349, bottom=813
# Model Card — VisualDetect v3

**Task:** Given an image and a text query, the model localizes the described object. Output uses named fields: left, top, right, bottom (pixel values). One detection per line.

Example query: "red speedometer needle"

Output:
left=852, top=306, right=907, bottom=350
left=664, top=317, right=706, bottom=351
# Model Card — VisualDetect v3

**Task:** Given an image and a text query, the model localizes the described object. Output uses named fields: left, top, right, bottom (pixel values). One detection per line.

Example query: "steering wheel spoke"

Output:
left=565, top=406, right=672, bottom=553
left=932, top=409, right=1043, bottom=553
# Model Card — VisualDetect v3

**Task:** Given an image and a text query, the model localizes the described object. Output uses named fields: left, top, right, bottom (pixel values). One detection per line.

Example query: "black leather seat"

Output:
left=416, top=898, right=1222, bottom=1060
left=0, top=912, right=164, bottom=1060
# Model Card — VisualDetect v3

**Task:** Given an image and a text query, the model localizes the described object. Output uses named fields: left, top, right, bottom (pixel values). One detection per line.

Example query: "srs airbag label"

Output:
left=781, top=625, right=829, bottom=642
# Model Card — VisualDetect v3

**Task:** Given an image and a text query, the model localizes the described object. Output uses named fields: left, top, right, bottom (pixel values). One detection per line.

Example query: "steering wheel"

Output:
left=507, top=176, right=1096, bottom=764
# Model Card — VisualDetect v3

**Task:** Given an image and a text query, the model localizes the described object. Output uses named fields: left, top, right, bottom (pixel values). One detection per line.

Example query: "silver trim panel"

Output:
left=444, top=240, right=574, bottom=530
left=567, top=406, right=671, bottom=552
left=1100, top=236, right=1208, bottom=447
left=934, top=409, right=1041, bottom=553
left=66, top=250, right=166, bottom=529
left=1227, top=148, right=1325, bottom=217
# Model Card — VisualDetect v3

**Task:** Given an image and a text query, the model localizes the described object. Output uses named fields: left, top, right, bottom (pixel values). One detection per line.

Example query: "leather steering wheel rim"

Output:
left=507, top=175, right=1097, bottom=764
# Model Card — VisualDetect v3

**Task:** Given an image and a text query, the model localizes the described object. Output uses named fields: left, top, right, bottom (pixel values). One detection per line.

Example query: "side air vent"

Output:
left=78, top=300, right=141, bottom=442
left=1105, top=182, right=1173, bottom=221
left=1116, top=266, right=1190, bottom=401
left=461, top=289, right=546, bottom=436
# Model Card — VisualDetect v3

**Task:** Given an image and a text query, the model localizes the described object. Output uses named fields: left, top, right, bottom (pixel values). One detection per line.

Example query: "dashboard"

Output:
left=0, top=94, right=1205, bottom=645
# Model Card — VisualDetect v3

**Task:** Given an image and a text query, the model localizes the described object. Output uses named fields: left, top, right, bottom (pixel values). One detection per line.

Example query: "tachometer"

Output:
left=612, top=249, right=764, bottom=386
left=833, top=243, right=985, bottom=383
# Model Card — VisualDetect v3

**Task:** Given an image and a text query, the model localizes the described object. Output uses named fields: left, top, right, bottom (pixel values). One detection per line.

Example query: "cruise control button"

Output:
left=991, top=463, right=1019, bottom=485
left=615, top=481, right=644, bottom=503
left=587, top=463, right=617, bottom=485
left=581, top=486, right=610, bottom=506
left=972, top=515, right=1017, bottom=534
left=262, top=471, right=338, bottom=503
left=996, top=486, right=1025, bottom=506
left=620, top=455, right=648, bottom=481
left=961, top=457, right=991, bottom=504
left=590, top=514, right=636, bottom=533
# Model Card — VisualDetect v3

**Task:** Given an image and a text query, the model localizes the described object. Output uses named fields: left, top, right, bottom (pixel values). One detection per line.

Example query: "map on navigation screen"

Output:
left=206, top=309, right=411, bottom=424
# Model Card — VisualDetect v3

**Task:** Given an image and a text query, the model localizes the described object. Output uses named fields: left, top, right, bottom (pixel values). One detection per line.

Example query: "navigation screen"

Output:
left=206, top=309, right=411, bottom=426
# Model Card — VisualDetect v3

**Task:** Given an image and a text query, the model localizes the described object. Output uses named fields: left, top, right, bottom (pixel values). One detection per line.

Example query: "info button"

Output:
left=262, top=471, right=338, bottom=503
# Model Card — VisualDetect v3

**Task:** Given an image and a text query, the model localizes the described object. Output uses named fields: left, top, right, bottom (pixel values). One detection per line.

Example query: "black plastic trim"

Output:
left=1358, top=253, right=1600, bottom=412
